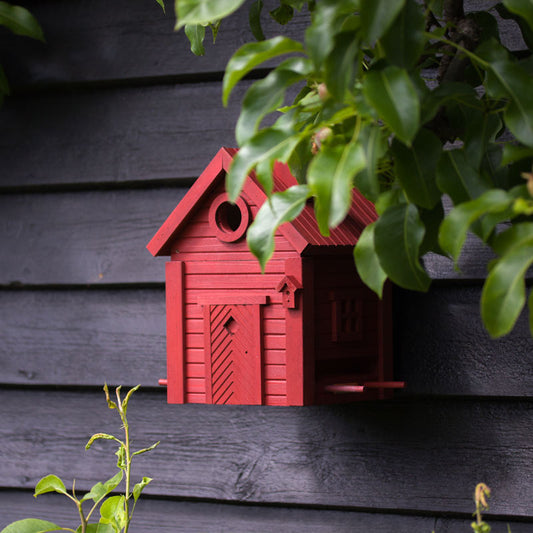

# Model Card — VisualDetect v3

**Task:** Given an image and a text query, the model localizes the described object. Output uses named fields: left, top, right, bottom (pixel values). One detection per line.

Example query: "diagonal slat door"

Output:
left=208, top=304, right=262, bottom=405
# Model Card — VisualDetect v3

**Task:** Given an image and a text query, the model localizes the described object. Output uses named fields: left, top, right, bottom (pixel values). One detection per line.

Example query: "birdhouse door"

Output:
left=203, top=300, right=264, bottom=405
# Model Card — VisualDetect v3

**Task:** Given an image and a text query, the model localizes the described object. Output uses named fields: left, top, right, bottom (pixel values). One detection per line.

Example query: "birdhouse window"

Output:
left=209, top=193, right=250, bottom=242
left=330, top=291, right=363, bottom=342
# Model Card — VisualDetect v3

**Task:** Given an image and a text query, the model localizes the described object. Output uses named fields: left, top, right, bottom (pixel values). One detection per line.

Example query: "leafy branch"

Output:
left=162, top=0, right=533, bottom=339
left=1, top=385, right=159, bottom=533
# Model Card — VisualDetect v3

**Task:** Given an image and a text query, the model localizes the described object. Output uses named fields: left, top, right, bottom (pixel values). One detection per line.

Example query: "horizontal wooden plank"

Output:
left=395, top=285, right=533, bottom=397
left=0, top=188, right=184, bottom=285
left=0, top=0, right=308, bottom=88
left=0, top=286, right=530, bottom=397
left=1, top=491, right=531, bottom=533
left=0, top=188, right=511, bottom=285
left=0, top=1, right=523, bottom=90
left=0, top=82, right=247, bottom=187
left=0, top=289, right=166, bottom=387
left=0, top=389, right=530, bottom=516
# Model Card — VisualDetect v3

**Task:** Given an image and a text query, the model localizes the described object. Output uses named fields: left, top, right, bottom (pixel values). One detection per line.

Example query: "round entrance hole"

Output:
left=216, top=201, right=242, bottom=233
left=209, top=193, right=250, bottom=242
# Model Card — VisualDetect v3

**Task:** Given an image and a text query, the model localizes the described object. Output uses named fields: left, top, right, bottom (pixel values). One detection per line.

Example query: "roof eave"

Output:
left=146, top=147, right=237, bottom=257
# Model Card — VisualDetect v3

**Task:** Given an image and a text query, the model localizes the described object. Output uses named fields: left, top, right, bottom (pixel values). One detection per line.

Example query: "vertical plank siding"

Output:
left=0, top=1, right=531, bottom=531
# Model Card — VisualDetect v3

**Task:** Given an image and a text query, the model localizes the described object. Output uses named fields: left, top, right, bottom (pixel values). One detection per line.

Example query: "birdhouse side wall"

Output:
left=168, top=183, right=302, bottom=406
left=310, top=255, right=388, bottom=402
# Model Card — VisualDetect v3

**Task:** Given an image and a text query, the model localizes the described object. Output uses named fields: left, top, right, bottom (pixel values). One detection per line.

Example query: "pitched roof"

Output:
left=147, top=147, right=377, bottom=257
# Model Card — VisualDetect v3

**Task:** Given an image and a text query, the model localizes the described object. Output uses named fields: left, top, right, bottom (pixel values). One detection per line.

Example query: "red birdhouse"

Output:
left=148, top=148, right=403, bottom=406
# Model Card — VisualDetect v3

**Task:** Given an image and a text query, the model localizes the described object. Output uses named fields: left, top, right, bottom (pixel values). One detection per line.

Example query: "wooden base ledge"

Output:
left=324, top=382, right=406, bottom=394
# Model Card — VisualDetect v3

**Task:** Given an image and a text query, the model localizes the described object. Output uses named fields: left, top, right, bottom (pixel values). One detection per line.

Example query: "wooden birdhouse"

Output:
left=148, top=148, right=403, bottom=406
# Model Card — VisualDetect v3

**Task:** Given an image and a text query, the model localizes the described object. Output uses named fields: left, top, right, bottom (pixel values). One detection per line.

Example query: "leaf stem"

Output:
left=76, top=500, right=88, bottom=533
left=423, top=31, right=490, bottom=69
left=117, top=387, right=133, bottom=532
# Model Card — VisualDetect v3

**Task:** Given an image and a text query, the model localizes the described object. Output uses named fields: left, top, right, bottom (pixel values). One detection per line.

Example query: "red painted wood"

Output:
left=196, top=294, right=268, bottom=305
left=364, top=381, right=405, bottom=389
left=165, top=261, right=185, bottom=403
left=150, top=148, right=397, bottom=406
left=324, top=384, right=365, bottom=393
left=208, top=193, right=250, bottom=243
left=284, top=258, right=305, bottom=405
left=204, top=303, right=263, bottom=405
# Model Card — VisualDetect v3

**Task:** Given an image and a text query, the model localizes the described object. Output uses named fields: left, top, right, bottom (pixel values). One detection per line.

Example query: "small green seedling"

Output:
left=1, top=384, right=159, bottom=533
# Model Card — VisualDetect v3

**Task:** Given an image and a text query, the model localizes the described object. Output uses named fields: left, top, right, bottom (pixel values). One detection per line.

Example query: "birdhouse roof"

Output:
left=147, top=147, right=377, bottom=257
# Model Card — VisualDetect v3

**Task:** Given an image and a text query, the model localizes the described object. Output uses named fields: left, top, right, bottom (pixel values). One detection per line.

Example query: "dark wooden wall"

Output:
left=0, top=1, right=531, bottom=531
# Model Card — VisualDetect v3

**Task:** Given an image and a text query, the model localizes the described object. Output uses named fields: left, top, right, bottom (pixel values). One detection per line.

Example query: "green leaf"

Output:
left=94, top=523, right=114, bottom=533
left=363, top=66, right=420, bottom=145
left=436, top=150, right=490, bottom=204
left=175, top=0, right=245, bottom=29
left=103, top=383, right=117, bottom=410
left=486, top=59, right=533, bottom=147
left=464, top=111, right=502, bottom=170
left=374, top=203, right=431, bottom=291
left=421, top=81, right=478, bottom=125
left=79, top=525, right=99, bottom=533
left=184, top=24, right=206, bottom=55
left=99, top=495, right=125, bottom=519
left=0, top=64, right=9, bottom=96
left=304, top=0, right=358, bottom=69
left=115, top=445, right=126, bottom=469
left=132, top=441, right=160, bottom=456
left=155, top=0, right=166, bottom=13
left=503, top=0, right=533, bottom=32
left=208, top=20, right=221, bottom=42
left=121, top=384, right=140, bottom=414
left=491, top=222, right=533, bottom=256
left=501, top=144, right=533, bottom=166
left=0, top=2, right=44, bottom=41
left=418, top=201, right=445, bottom=256
left=375, top=187, right=406, bottom=216
left=391, top=129, right=442, bottom=209
left=82, top=471, right=123, bottom=503
left=0, top=519, right=62, bottom=533
left=133, top=477, right=153, bottom=503
left=223, top=36, right=304, bottom=105
left=236, top=57, right=311, bottom=145
left=247, top=185, right=310, bottom=270
left=468, top=10, right=500, bottom=44
left=360, top=0, right=405, bottom=44
left=227, top=127, right=301, bottom=200
left=287, top=136, right=314, bottom=181
left=353, top=222, right=387, bottom=298
left=308, top=141, right=366, bottom=234
left=249, top=0, right=265, bottom=41
left=482, top=239, right=533, bottom=337
left=86, top=433, right=122, bottom=450
left=34, top=475, right=68, bottom=497
left=99, top=495, right=126, bottom=530
left=354, top=124, right=387, bottom=201
left=270, top=4, right=293, bottom=24
left=439, top=189, right=513, bottom=267
left=324, top=30, right=359, bottom=101
left=380, top=0, right=425, bottom=69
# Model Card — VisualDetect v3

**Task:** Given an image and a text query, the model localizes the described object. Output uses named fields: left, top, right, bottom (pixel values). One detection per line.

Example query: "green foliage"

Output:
left=171, top=0, right=533, bottom=338
left=0, top=1, right=44, bottom=41
left=0, top=385, right=159, bottom=533
left=0, top=2, right=44, bottom=106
